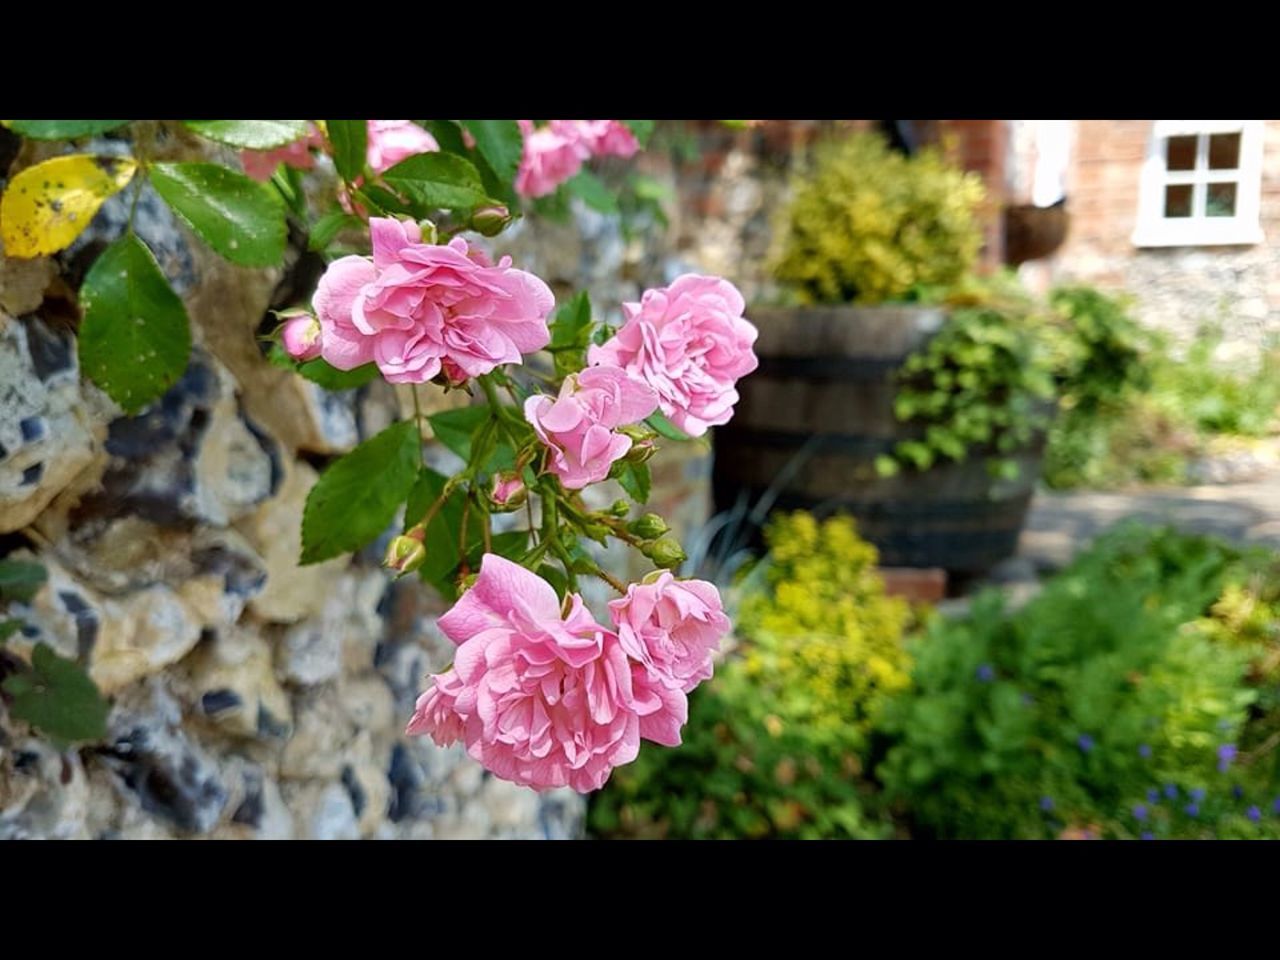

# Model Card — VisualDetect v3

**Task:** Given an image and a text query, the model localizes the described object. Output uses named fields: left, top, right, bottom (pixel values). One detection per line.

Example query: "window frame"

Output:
left=1131, top=119, right=1265, bottom=248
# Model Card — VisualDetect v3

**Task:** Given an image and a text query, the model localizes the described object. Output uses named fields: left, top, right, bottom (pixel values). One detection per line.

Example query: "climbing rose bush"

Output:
left=0, top=118, right=748, bottom=793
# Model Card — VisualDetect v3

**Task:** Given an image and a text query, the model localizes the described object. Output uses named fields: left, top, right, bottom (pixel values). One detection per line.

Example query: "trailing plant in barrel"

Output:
left=590, top=512, right=912, bottom=838
left=0, top=119, right=762, bottom=793
left=770, top=131, right=985, bottom=304
left=877, top=274, right=1058, bottom=479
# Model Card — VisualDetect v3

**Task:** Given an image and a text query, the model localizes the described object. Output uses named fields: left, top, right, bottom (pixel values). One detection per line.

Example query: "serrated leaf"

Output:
left=460, top=120, right=523, bottom=184
left=617, top=461, right=651, bottom=503
left=645, top=412, right=691, bottom=442
left=380, top=152, right=490, bottom=212
left=183, top=120, right=310, bottom=149
left=308, top=210, right=361, bottom=251
left=426, top=406, right=491, bottom=461
left=566, top=169, right=618, bottom=214
left=300, top=420, right=421, bottom=565
left=78, top=234, right=192, bottom=413
left=149, top=162, right=286, bottom=267
left=547, top=291, right=592, bottom=351
left=2, top=643, right=109, bottom=744
left=0, top=560, right=47, bottom=603
left=326, top=119, right=367, bottom=182
left=621, top=120, right=655, bottom=146
left=0, top=153, right=136, bottom=257
left=4, top=120, right=130, bottom=139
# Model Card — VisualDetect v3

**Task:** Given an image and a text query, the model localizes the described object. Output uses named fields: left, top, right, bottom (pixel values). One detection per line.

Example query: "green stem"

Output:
left=410, top=384, right=427, bottom=467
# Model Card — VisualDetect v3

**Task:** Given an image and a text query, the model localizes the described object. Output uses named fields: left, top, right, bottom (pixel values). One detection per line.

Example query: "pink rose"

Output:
left=406, top=554, right=685, bottom=792
left=365, top=119, right=439, bottom=175
left=280, top=313, right=323, bottom=362
left=523, top=365, right=658, bottom=490
left=489, top=471, right=527, bottom=511
left=311, top=217, right=554, bottom=384
left=565, top=120, right=640, bottom=158
left=609, top=573, right=730, bottom=693
left=588, top=275, right=759, bottom=437
left=515, top=119, right=591, bottom=199
left=240, top=124, right=324, bottom=182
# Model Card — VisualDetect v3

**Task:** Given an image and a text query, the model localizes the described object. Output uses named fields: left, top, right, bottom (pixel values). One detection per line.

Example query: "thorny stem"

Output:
left=458, top=497, right=471, bottom=576
left=591, top=564, right=628, bottom=596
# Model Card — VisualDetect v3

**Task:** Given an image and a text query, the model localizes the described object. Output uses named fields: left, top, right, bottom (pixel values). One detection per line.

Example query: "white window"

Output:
left=1132, top=120, right=1264, bottom=247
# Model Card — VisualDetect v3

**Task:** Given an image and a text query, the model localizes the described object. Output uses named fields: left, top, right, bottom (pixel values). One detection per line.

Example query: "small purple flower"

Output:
left=976, top=663, right=995, bottom=683
left=1190, top=787, right=1206, bottom=803
left=1078, top=734, right=1095, bottom=753
left=1138, top=743, right=1152, bottom=759
left=1184, top=802, right=1200, bottom=817
left=1140, top=832, right=1155, bottom=841
left=1147, top=788, right=1160, bottom=804
left=1217, top=743, right=1237, bottom=773
left=1233, top=785, right=1245, bottom=800
left=1039, top=796, right=1055, bottom=812
left=1164, top=784, right=1178, bottom=800
left=1274, top=796, right=1280, bottom=816
left=1133, top=804, right=1148, bottom=822
left=1248, top=806, right=1262, bottom=822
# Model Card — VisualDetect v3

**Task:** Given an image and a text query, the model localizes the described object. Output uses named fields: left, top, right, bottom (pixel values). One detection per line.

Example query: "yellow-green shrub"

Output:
left=771, top=133, right=986, bottom=304
left=588, top=512, right=913, bottom=839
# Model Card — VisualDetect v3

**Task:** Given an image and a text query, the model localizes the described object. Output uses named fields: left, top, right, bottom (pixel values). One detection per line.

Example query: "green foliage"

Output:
left=0, top=560, right=48, bottom=603
left=379, top=152, right=492, bottom=213
left=460, top=120, right=524, bottom=185
left=300, top=421, right=422, bottom=565
left=771, top=132, right=985, bottom=304
left=183, top=120, right=309, bottom=149
left=77, top=234, right=192, bottom=413
left=615, top=462, right=650, bottom=503
left=149, top=162, right=287, bottom=267
left=887, top=274, right=1057, bottom=475
left=4, top=120, right=129, bottom=139
left=268, top=343, right=379, bottom=391
left=3, top=644, right=110, bottom=745
left=1044, top=319, right=1280, bottom=490
left=566, top=170, right=618, bottom=214
left=590, top=512, right=911, bottom=839
left=877, top=524, right=1270, bottom=839
left=546, top=291, right=593, bottom=378
left=325, top=120, right=368, bottom=182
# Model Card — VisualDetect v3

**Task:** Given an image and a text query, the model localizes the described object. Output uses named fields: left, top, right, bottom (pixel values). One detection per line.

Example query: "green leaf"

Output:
left=5, top=120, right=129, bottom=139
left=380, top=152, right=490, bottom=212
left=149, top=162, right=287, bottom=267
left=326, top=120, right=367, bottom=182
left=566, top=169, right=619, bottom=214
left=419, top=120, right=469, bottom=155
left=645, top=412, right=691, bottom=442
left=617, top=461, right=651, bottom=503
left=300, top=420, right=421, bottom=565
left=183, top=120, right=309, bottom=149
left=621, top=120, right=655, bottom=147
left=2, top=643, right=109, bottom=744
left=427, top=406, right=491, bottom=462
left=874, top=454, right=901, bottom=478
left=0, top=560, right=47, bottom=603
left=460, top=120, right=523, bottom=185
left=0, top=619, right=20, bottom=644
left=78, top=235, right=192, bottom=413
left=269, top=345, right=379, bottom=390
left=548, top=291, right=592, bottom=351
left=308, top=211, right=361, bottom=252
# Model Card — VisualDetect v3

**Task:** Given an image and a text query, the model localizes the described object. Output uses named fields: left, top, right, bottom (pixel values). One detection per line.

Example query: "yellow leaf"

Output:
left=1, top=154, right=137, bottom=258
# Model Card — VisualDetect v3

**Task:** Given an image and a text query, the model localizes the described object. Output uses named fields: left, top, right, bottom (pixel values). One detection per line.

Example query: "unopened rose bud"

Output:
left=628, top=513, right=669, bottom=540
left=280, top=313, right=323, bottom=362
left=489, top=472, right=527, bottom=511
left=384, top=534, right=426, bottom=575
left=618, top=424, right=658, bottom=463
left=581, top=522, right=611, bottom=544
left=470, top=204, right=512, bottom=237
left=644, top=536, right=686, bottom=570
left=609, top=499, right=631, bottom=518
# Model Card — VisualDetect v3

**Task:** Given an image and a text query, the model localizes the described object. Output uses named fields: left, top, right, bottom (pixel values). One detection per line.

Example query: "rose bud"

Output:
left=280, top=313, right=323, bottom=362
left=644, top=536, right=687, bottom=570
left=470, top=204, right=512, bottom=237
left=628, top=513, right=669, bottom=540
left=489, top=471, right=528, bottom=512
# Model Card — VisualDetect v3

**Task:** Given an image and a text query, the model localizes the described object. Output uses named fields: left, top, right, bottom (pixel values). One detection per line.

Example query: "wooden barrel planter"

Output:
left=712, top=305, right=1046, bottom=574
